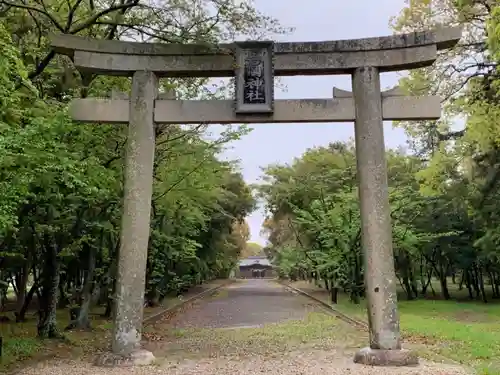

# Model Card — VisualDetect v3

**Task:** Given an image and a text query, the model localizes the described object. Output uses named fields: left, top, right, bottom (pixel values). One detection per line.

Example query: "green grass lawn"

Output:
left=291, top=280, right=500, bottom=375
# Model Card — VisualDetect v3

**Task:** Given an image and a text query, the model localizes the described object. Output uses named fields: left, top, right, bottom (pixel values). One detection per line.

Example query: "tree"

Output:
left=240, top=242, right=263, bottom=258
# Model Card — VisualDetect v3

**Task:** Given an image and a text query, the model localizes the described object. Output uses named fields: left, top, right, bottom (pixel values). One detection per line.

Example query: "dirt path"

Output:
left=14, top=279, right=472, bottom=375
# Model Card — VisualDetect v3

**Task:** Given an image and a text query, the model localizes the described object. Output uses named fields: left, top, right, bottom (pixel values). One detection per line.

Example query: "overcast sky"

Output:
left=219, top=0, right=409, bottom=245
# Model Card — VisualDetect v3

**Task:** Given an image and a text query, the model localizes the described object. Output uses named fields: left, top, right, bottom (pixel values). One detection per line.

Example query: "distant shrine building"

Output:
left=237, top=256, right=276, bottom=279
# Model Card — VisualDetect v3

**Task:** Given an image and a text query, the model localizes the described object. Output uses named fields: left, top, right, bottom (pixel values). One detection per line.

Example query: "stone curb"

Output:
left=143, top=279, right=233, bottom=325
left=276, top=280, right=368, bottom=330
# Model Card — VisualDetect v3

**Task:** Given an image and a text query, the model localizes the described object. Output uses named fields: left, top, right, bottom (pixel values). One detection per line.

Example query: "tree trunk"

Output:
left=16, top=282, right=38, bottom=322
left=101, top=255, right=118, bottom=319
left=428, top=275, right=436, bottom=296
left=439, top=273, right=450, bottom=300
left=431, top=258, right=450, bottom=300
left=489, top=272, right=497, bottom=298
left=65, top=246, right=96, bottom=330
left=103, top=264, right=117, bottom=319
left=494, top=272, right=500, bottom=298
left=402, top=275, right=414, bottom=300
left=104, top=297, right=113, bottom=318
left=459, top=272, right=465, bottom=291
left=145, top=286, right=160, bottom=307
left=465, top=270, right=474, bottom=299
left=477, top=267, right=487, bottom=303
left=37, top=240, right=62, bottom=339
left=420, top=268, right=433, bottom=295
left=330, top=285, right=338, bottom=304
left=14, top=277, right=27, bottom=318
left=14, top=250, right=32, bottom=318
left=471, top=268, right=480, bottom=298
left=409, top=267, right=419, bottom=298
left=58, top=279, right=69, bottom=309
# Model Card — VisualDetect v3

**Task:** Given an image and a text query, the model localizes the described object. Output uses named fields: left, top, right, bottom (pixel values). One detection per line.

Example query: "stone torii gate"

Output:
left=51, top=27, right=461, bottom=367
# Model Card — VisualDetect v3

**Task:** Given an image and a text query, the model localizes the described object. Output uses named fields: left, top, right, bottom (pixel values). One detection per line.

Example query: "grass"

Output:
left=0, top=307, right=113, bottom=372
left=0, top=279, right=227, bottom=372
left=290, top=279, right=500, bottom=374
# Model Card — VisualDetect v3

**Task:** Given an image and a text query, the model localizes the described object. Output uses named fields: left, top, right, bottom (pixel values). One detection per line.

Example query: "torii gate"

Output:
left=51, top=27, right=461, bottom=367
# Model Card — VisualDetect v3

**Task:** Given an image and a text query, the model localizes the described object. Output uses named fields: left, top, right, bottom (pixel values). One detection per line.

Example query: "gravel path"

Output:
left=14, top=279, right=472, bottom=375
left=165, top=278, right=321, bottom=329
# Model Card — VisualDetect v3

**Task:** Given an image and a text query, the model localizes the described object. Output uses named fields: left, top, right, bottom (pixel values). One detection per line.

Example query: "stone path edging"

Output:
left=143, top=280, right=233, bottom=325
left=276, top=280, right=368, bottom=330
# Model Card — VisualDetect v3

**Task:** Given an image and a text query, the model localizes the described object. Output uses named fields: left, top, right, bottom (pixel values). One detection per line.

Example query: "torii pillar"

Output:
left=352, top=67, right=411, bottom=365
left=111, top=71, right=157, bottom=363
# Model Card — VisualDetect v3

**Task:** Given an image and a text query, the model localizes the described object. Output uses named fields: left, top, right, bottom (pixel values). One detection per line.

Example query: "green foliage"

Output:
left=489, top=6, right=500, bottom=60
left=240, top=242, right=263, bottom=258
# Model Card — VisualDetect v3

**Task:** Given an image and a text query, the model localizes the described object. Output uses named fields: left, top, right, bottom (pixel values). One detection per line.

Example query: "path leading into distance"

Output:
left=165, top=278, right=321, bottom=329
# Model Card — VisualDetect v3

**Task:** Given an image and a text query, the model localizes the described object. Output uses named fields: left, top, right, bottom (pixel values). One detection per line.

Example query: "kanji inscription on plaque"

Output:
left=234, top=41, right=274, bottom=114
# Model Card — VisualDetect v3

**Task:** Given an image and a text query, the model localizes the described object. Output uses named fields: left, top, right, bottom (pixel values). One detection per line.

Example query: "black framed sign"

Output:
left=234, top=41, right=274, bottom=115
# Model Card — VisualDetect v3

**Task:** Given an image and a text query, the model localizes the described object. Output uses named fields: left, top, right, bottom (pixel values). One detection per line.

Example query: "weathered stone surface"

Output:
left=107, top=89, right=175, bottom=100
left=129, top=349, right=156, bottom=366
left=333, top=86, right=406, bottom=98
left=93, top=349, right=156, bottom=367
left=50, top=27, right=460, bottom=56
left=352, top=66, right=403, bottom=355
left=111, top=71, right=158, bottom=356
left=274, top=27, right=461, bottom=52
left=69, top=96, right=441, bottom=124
left=72, top=45, right=437, bottom=77
left=51, top=27, right=461, bottom=77
left=381, top=86, right=406, bottom=97
left=332, top=87, right=353, bottom=98
left=353, top=347, right=419, bottom=366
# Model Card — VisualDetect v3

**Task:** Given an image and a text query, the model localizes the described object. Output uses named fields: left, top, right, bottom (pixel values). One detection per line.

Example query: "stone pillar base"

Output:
left=93, top=349, right=156, bottom=367
left=353, top=347, right=419, bottom=366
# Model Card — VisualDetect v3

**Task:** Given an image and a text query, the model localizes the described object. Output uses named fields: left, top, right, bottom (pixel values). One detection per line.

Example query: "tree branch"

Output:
left=28, top=49, right=55, bottom=80
left=64, top=0, right=85, bottom=32
left=69, top=0, right=141, bottom=35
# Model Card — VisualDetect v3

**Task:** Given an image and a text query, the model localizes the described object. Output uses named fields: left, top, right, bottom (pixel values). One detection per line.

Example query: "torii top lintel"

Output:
left=50, top=27, right=461, bottom=78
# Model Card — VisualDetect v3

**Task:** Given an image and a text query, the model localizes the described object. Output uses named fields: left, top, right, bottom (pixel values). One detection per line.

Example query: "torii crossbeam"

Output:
left=69, top=86, right=441, bottom=124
